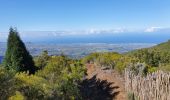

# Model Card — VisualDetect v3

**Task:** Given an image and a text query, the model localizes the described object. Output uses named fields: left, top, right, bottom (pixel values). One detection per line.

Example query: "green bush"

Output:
left=34, top=50, right=50, bottom=70
left=158, top=64, right=170, bottom=72
left=0, top=68, right=16, bottom=99
left=9, top=91, right=25, bottom=100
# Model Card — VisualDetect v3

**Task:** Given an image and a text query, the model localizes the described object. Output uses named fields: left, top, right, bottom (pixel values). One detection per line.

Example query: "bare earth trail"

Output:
left=86, top=64, right=127, bottom=100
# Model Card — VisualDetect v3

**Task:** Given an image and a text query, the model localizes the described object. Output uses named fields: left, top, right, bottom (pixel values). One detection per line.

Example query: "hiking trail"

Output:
left=86, top=64, right=127, bottom=100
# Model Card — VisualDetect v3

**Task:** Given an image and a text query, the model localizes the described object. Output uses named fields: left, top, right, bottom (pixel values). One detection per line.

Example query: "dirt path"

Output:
left=86, top=64, right=127, bottom=100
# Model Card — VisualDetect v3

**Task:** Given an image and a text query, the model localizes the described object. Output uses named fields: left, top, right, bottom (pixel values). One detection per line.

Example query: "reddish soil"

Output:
left=86, top=64, right=127, bottom=100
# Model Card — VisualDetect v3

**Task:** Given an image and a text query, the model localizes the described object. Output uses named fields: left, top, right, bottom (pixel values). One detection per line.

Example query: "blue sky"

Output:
left=0, top=0, right=170, bottom=43
left=0, top=0, right=170, bottom=32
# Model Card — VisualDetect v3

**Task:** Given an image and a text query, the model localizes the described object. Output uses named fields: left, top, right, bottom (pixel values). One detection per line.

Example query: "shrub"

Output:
left=8, top=91, right=25, bottom=100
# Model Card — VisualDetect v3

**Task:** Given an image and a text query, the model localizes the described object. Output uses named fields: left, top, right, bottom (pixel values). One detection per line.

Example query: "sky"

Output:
left=0, top=0, right=170, bottom=43
left=0, top=0, right=170, bottom=31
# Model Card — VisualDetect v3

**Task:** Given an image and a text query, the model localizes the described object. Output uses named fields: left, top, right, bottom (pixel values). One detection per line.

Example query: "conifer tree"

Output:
left=3, top=27, right=36, bottom=74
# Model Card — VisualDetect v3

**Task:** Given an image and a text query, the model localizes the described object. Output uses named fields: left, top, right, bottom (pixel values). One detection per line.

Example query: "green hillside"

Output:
left=151, top=40, right=170, bottom=51
left=127, top=40, right=170, bottom=55
left=126, top=40, right=170, bottom=72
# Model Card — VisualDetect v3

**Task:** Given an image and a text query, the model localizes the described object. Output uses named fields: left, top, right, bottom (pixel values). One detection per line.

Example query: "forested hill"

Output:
left=127, top=40, right=170, bottom=54
left=126, top=40, right=170, bottom=71
left=151, top=40, right=170, bottom=51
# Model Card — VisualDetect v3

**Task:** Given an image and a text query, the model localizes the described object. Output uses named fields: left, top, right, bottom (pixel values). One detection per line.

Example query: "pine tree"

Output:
left=3, top=27, right=36, bottom=74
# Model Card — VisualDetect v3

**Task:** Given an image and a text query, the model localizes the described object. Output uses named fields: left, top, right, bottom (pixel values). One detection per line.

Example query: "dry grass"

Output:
left=125, top=69, right=170, bottom=100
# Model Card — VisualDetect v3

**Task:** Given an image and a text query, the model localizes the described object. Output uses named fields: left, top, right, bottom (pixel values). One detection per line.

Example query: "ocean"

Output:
left=0, top=56, right=3, bottom=64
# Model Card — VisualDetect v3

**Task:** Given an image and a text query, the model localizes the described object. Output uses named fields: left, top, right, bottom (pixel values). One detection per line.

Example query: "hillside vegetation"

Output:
left=81, top=40, right=170, bottom=100
left=0, top=28, right=87, bottom=100
left=126, top=40, right=170, bottom=72
left=0, top=28, right=170, bottom=100
left=82, top=40, right=170, bottom=74
left=152, top=40, right=170, bottom=51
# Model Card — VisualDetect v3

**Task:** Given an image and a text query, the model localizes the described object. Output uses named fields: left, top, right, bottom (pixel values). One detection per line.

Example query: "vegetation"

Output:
left=1, top=27, right=170, bottom=99
left=127, top=49, right=170, bottom=67
left=125, top=69, right=170, bottom=100
left=82, top=52, right=139, bottom=73
left=82, top=40, right=170, bottom=74
left=152, top=40, right=170, bottom=51
left=3, top=28, right=36, bottom=74
left=0, top=28, right=87, bottom=99
left=0, top=55, right=87, bottom=99
left=126, top=40, right=170, bottom=73
left=34, top=50, right=50, bottom=70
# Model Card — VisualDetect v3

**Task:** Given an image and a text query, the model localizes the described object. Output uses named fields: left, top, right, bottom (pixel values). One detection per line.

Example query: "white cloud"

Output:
left=145, top=27, right=162, bottom=32
left=84, top=28, right=126, bottom=34
left=111, top=28, right=125, bottom=33
left=45, top=28, right=126, bottom=36
left=1, top=27, right=170, bottom=40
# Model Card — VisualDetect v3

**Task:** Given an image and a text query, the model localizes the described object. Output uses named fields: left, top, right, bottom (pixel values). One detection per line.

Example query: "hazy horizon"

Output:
left=1, top=30, right=170, bottom=44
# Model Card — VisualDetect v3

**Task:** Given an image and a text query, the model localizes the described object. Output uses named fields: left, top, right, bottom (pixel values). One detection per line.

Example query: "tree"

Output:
left=3, top=27, right=36, bottom=74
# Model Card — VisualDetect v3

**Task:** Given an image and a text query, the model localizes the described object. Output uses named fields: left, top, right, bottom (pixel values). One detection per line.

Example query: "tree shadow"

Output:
left=79, top=75, right=119, bottom=100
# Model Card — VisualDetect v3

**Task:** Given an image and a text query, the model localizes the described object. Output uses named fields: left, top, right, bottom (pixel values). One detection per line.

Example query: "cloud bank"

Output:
left=0, top=27, right=170, bottom=42
left=145, top=27, right=162, bottom=32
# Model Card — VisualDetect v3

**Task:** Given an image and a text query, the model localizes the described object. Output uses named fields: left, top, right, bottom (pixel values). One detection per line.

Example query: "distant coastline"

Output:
left=0, top=43, right=156, bottom=59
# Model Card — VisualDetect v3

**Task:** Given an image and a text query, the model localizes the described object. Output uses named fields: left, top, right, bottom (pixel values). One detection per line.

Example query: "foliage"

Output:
left=115, top=56, right=138, bottom=73
left=0, top=67, right=16, bottom=100
left=82, top=52, right=121, bottom=68
left=126, top=41, right=170, bottom=74
left=34, top=50, right=50, bottom=70
left=3, top=28, right=36, bottom=74
left=147, top=66, right=157, bottom=73
left=9, top=91, right=25, bottom=100
left=15, top=72, right=51, bottom=99
left=1, top=28, right=170, bottom=99
left=96, top=52, right=121, bottom=69
left=1, top=52, right=86, bottom=99
left=128, top=49, right=170, bottom=67
left=152, top=40, right=170, bottom=52
left=36, top=55, right=86, bottom=99
left=58, top=61, right=86, bottom=99
left=127, top=40, right=170, bottom=70
left=82, top=52, right=139, bottom=73
left=158, top=64, right=170, bottom=72
left=82, top=52, right=100, bottom=64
